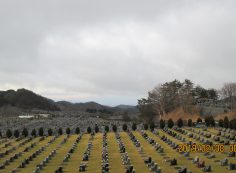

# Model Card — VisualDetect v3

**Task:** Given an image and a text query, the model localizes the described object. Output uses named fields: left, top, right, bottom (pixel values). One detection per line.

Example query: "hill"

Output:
left=0, top=88, right=60, bottom=111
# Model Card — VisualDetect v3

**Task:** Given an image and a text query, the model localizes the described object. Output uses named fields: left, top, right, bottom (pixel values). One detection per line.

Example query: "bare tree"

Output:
left=221, top=82, right=236, bottom=111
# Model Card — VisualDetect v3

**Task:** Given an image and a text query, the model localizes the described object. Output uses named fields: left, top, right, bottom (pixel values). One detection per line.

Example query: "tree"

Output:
left=6, top=129, right=12, bottom=138
left=160, top=119, right=165, bottom=129
left=132, top=123, right=137, bottom=131
left=48, top=128, right=53, bottom=136
left=94, top=125, right=99, bottom=133
left=58, top=128, right=63, bottom=135
left=229, top=119, right=236, bottom=130
left=31, top=129, right=37, bottom=137
left=38, top=127, right=44, bottom=136
left=105, top=125, right=109, bottom=132
left=218, top=119, right=224, bottom=127
left=167, top=118, right=174, bottom=128
left=75, top=127, right=80, bottom=134
left=197, top=118, right=202, bottom=123
left=188, top=119, right=192, bottom=127
left=144, top=124, right=148, bottom=130
left=0, top=131, right=2, bottom=138
left=112, top=125, right=117, bottom=132
left=209, top=116, right=215, bottom=127
left=224, top=116, right=229, bottom=128
left=14, top=129, right=20, bottom=138
left=122, top=124, right=128, bottom=131
left=150, top=122, right=155, bottom=131
left=221, top=83, right=236, bottom=111
left=87, top=127, right=92, bottom=134
left=22, top=128, right=28, bottom=137
left=66, top=127, right=71, bottom=135
left=177, top=118, right=183, bottom=128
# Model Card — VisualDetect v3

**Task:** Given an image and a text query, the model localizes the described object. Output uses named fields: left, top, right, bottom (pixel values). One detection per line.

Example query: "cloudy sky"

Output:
left=0, top=0, right=235, bottom=106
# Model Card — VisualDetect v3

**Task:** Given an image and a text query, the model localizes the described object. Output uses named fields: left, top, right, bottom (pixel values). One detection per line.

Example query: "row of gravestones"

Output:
left=0, top=137, right=38, bottom=170
left=115, top=133, right=135, bottom=173
left=0, top=137, right=33, bottom=159
left=127, top=131, right=161, bottom=173
left=168, top=127, right=236, bottom=170
left=79, top=135, right=94, bottom=172
left=101, top=133, right=109, bottom=173
left=32, top=136, right=69, bottom=173
left=145, top=130, right=194, bottom=173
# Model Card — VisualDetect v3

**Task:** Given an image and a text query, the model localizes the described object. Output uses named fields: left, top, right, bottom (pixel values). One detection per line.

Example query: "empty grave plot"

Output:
left=0, top=128, right=235, bottom=173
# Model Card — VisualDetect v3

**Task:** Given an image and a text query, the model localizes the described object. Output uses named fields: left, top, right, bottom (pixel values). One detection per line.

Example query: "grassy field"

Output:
left=0, top=128, right=235, bottom=173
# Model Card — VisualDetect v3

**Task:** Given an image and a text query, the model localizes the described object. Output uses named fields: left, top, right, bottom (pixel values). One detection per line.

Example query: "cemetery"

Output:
left=0, top=122, right=235, bottom=173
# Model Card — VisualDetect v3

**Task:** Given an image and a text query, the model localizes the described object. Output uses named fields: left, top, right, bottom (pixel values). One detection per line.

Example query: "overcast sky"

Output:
left=0, top=0, right=235, bottom=106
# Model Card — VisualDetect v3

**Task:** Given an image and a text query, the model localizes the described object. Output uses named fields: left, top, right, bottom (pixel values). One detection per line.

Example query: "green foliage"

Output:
left=22, top=128, right=28, bottom=137
left=94, top=125, right=99, bottom=133
left=48, top=128, right=53, bottom=136
left=112, top=125, right=117, bottom=132
left=132, top=123, right=137, bottom=131
left=75, top=127, right=80, bottom=134
left=229, top=119, right=236, bottom=130
left=6, top=129, right=12, bottom=138
left=122, top=124, right=128, bottom=131
left=197, top=118, right=202, bottom=123
left=38, top=127, right=44, bottom=136
left=218, top=119, right=224, bottom=127
left=205, top=116, right=215, bottom=127
left=105, top=125, right=109, bottom=132
left=177, top=118, right=183, bottom=128
left=14, top=129, right=20, bottom=138
left=0, top=89, right=59, bottom=110
left=58, top=128, right=63, bottom=135
left=167, top=118, right=174, bottom=128
left=224, top=116, right=229, bottom=128
left=87, top=127, right=92, bottom=134
left=66, top=127, right=71, bottom=135
left=144, top=124, right=148, bottom=130
left=160, top=119, right=165, bottom=129
left=188, top=119, right=192, bottom=127
left=31, top=129, right=37, bottom=137
left=150, top=122, right=155, bottom=131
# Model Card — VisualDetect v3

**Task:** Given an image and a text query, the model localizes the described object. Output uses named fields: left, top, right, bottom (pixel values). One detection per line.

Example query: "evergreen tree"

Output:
left=14, top=129, right=20, bottom=138
left=66, top=127, right=71, bottom=135
left=6, top=129, right=12, bottom=138
left=58, top=128, right=63, bottom=135
left=122, top=124, right=128, bottom=131
left=22, top=128, right=28, bottom=137
left=38, top=127, right=44, bottom=136
left=144, top=124, right=148, bottom=130
left=132, top=123, right=137, bottom=131
left=218, top=119, right=224, bottom=127
left=112, top=125, right=117, bottom=132
left=48, top=128, right=53, bottom=136
left=31, top=129, right=37, bottom=137
left=105, top=125, right=109, bottom=132
left=75, top=127, right=80, bottom=134
left=177, top=118, right=183, bottom=128
left=150, top=122, right=155, bottom=131
left=188, top=119, right=192, bottom=127
left=94, top=125, right=99, bottom=133
left=167, top=118, right=174, bottom=128
left=87, top=127, right=92, bottom=134
left=224, top=116, right=229, bottom=128
left=160, top=119, right=165, bottom=129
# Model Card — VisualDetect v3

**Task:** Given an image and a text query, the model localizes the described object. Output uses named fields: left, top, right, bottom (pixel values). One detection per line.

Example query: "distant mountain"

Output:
left=0, top=89, right=60, bottom=111
left=115, top=104, right=137, bottom=109
left=56, top=101, right=108, bottom=112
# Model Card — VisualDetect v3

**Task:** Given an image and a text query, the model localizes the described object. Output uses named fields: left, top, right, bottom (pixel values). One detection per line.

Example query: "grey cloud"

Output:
left=0, top=0, right=235, bottom=105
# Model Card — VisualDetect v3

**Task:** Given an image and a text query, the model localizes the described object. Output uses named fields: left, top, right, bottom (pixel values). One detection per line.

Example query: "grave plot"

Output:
left=39, top=135, right=79, bottom=173
left=107, top=132, right=125, bottom=173
left=63, top=134, right=90, bottom=173
left=182, top=128, right=234, bottom=159
left=85, top=133, right=103, bottom=173
left=120, top=132, right=150, bottom=173
left=16, top=135, right=65, bottom=173
left=0, top=137, right=40, bottom=172
left=133, top=131, right=201, bottom=173
left=2, top=136, right=53, bottom=173
left=158, top=129, right=234, bottom=172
